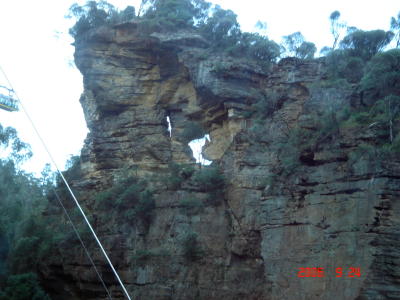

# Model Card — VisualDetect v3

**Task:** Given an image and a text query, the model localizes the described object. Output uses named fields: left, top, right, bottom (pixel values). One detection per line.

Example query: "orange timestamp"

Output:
left=297, top=267, right=361, bottom=278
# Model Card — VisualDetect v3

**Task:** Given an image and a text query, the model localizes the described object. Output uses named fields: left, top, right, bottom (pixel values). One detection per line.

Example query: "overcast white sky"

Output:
left=0, top=0, right=398, bottom=175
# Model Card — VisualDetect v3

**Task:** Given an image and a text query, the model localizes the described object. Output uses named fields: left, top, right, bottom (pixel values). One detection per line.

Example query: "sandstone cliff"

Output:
left=41, top=22, right=400, bottom=300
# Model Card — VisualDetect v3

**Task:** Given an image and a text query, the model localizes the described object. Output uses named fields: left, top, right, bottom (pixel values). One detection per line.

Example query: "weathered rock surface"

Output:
left=41, top=23, right=400, bottom=300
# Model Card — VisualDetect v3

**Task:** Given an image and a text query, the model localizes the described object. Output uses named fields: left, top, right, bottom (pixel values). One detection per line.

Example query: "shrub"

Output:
left=94, top=176, right=155, bottom=227
left=95, top=176, right=142, bottom=209
left=163, top=163, right=195, bottom=190
left=116, top=181, right=142, bottom=206
left=348, top=143, right=389, bottom=172
left=68, top=1, right=118, bottom=38
left=296, top=41, right=317, bottom=60
left=226, top=32, right=280, bottom=63
left=0, top=273, right=50, bottom=300
left=142, top=0, right=211, bottom=32
left=182, top=231, right=203, bottom=261
left=134, top=190, right=156, bottom=226
left=9, top=237, right=40, bottom=272
left=324, top=49, right=365, bottom=84
left=249, top=118, right=266, bottom=138
left=276, top=127, right=310, bottom=175
left=254, top=92, right=279, bottom=119
left=361, top=49, right=400, bottom=101
left=119, top=6, right=135, bottom=22
left=179, top=197, right=204, bottom=215
left=192, top=166, right=225, bottom=204
left=340, top=29, right=394, bottom=61
left=192, top=166, right=224, bottom=192
left=199, top=5, right=241, bottom=49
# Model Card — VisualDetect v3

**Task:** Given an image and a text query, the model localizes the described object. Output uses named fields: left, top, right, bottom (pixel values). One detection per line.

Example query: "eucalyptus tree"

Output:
left=330, top=10, right=346, bottom=49
left=282, top=32, right=316, bottom=59
left=391, top=11, right=400, bottom=48
left=340, top=29, right=394, bottom=61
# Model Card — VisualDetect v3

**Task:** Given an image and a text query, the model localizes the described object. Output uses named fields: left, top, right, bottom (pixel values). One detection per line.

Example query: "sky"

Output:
left=0, top=0, right=398, bottom=175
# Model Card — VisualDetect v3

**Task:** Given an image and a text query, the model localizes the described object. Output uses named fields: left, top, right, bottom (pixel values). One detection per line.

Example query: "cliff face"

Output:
left=42, top=23, right=400, bottom=300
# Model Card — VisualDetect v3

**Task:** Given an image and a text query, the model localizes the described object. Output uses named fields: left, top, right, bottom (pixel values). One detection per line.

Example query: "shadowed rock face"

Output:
left=42, top=23, right=400, bottom=300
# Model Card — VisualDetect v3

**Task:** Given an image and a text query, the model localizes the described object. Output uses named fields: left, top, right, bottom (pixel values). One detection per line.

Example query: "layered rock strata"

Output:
left=42, top=22, right=400, bottom=300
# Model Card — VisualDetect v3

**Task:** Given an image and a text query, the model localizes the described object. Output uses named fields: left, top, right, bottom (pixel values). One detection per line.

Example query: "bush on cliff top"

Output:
left=68, top=0, right=281, bottom=63
left=68, top=1, right=136, bottom=38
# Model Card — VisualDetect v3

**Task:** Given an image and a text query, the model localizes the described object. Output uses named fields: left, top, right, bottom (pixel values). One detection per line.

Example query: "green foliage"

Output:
left=227, top=32, right=280, bottom=63
left=0, top=128, right=55, bottom=277
left=180, top=122, right=205, bottom=142
left=200, top=5, right=241, bottom=49
left=95, top=175, right=155, bottom=226
left=0, top=273, right=50, bottom=300
left=142, top=0, right=210, bottom=31
left=163, top=162, right=195, bottom=190
left=348, top=142, right=395, bottom=173
left=68, top=1, right=139, bottom=38
left=192, top=166, right=224, bottom=192
left=340, top=29, right=394, bottom=61
left=63, top=155, right=82, bottom=181
left=360, top=49, right=400, bottom=100
left=182, top=231, right=203, bottom=261
left=357, top=49, right=400, bottom=145
left=120, top=6, right=135, bottom=22
left=296, top=42, right=317, bottom=60
left=69, top=0, right=280, bottom=64
left=324, top=30, right=396, bottom=85
left=276, top=108, right=347, bottom=176
left=248, top=92, right=280, bottom=139
left=198, top=4, right=280, bottom=63
left=192, top=166, right=225, bottom=204
left=68, top=1, right=117, bottom=38
left=391, top=11, right=400, bottom=48
left=179, top=196, right=204, bottom=215
left=0, top=124, right=32, bottom=164
left=329, top=10, right=345, bottom=49
left=277, top=129, right=304, bottom=175
left=324, top=49, right=365, bottom=83
left=282, top=32, right=316, bottom=59
left=282, top=32, right=304, bottom=57
left=390, top=134, right=400, bottom=153
left=253, top=92, right=279, bottom=119
left=211, top=61, right=226, bottom=73
left=51, top=155, right=82, bottom=204
left=246, top=92, right=280, bottom=140
left=249, top=118, right=266, bottom=138
left=134, top=190, right=156, bottom=225
left=313, top=110, right=343, bottom=144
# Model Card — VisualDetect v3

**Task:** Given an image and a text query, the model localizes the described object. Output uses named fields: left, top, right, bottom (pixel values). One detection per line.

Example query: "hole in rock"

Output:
left=166, top=116, right=172, bottom=137
left=189, top=134, right=212, bottom=166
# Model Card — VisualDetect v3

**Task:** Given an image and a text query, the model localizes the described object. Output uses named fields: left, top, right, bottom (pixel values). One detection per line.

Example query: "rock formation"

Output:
left=41, top=22, right=400, bottom=300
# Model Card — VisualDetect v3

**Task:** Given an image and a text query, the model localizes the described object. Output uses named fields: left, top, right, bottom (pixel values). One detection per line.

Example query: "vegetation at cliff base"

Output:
left=0, top=273, right=50, bottom=300
left=0, top=124, right=52, bottom=299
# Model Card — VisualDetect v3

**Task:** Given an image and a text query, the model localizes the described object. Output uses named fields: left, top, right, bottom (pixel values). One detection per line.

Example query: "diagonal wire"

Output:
left=51, top=187, right=112, bottom=300
left=0, top=65, right=132, bottom=300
